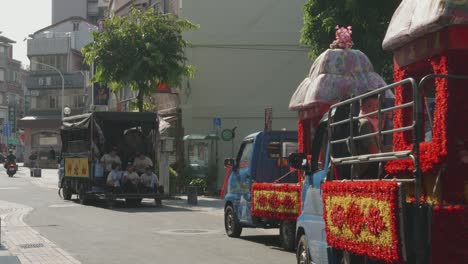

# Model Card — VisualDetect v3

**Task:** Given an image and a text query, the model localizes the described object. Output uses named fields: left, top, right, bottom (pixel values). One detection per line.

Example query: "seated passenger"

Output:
left=123, top=163, right=139, bottom=192
left=133, top=152, right=153, bottom=175
left=101, top=146, right=122, bottom=176
left=139, top=166, right=159, bottom=193
left=106, top=163, right=122, bottom=192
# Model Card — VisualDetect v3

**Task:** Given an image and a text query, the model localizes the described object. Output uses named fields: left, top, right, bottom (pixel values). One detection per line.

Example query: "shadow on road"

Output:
left=240, top=235, right=295, bottom=253
left=69, top=198, right=195, bottom=213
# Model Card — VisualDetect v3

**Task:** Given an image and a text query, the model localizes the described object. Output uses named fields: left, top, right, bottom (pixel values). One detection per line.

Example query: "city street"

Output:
left=0, top=165, right=294, bottom=264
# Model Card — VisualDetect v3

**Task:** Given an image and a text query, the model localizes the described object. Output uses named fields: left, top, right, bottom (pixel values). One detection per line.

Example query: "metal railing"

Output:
left=326, top=74, right=468, bottom=201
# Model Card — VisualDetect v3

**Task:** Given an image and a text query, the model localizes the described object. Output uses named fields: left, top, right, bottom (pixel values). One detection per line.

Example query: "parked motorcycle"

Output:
left=6, top=162, right=17, bottom=177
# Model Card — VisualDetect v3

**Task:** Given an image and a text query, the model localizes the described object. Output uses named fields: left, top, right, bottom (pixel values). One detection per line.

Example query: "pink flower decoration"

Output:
left=330, top=25, right=353, bottom=49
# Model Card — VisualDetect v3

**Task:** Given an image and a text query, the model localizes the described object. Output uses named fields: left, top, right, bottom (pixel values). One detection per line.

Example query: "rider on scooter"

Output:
left=5, top=150, right=16, bottom=169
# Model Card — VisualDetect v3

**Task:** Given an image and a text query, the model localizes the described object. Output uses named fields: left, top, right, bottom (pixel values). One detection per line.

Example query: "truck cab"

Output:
left=223, top=130, right=298, bottom=249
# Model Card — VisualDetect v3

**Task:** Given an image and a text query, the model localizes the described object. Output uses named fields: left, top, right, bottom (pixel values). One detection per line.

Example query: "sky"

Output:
left=0, top=0, right=52, bottom=67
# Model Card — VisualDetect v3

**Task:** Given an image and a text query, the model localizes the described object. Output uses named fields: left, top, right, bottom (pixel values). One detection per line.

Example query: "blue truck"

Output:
left=223, top=130, right=299, bottom=250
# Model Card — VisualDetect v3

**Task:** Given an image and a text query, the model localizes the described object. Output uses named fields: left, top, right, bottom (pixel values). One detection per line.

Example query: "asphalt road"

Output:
left=0, top=166, right=295, bottom=264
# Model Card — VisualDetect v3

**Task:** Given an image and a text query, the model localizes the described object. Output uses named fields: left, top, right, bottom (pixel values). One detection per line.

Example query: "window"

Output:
left=268, top=142, right=281, bottom=159
left=0, top=46, right=5, bottom=54
left=317, top=131, right=329, bottom=170
left=0, top=69, right=4, bottom=82
left=267, top=141, right=298, bottom=159
left=49, top=96, right=58, bottom=109
left=73, top=22, right=80, bottom=31
left=238, top=142, right=253, bottom=168
left=73, top=95, right=86, bottom=108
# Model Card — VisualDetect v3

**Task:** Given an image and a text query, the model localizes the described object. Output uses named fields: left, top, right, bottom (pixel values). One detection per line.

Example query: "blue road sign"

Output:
left=3, top=122, right=11, bottom=137
left=213, top=117, right=221, bottom=129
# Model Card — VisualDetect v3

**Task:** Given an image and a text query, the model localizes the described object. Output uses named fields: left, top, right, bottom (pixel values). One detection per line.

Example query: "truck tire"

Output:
left=63, top=186, right=72, bottom=200
left=297, top=234, right=311, bottom=264
left=224, top=205, right=242, bottom=237
left=78, top=187, right=87, bottom=205
left=280, top=221, right=296, bottom=251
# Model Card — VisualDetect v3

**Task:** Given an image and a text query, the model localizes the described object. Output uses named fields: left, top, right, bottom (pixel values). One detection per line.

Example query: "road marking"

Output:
left=48, top=204, right=80, bottom=208
left=156, top=229, right=221, bottom=235
left=0, top=187, right=19, bottom=190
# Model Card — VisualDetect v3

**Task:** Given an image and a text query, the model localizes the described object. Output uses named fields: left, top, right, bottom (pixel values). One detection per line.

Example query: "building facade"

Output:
left=18, top=17, right=98, bottom=168
left=106, top=0, right=311, bottom=191
left=0, top=34, right=28, bottom=158
left=52, top=0, right=109, bottom=25
left=179, top=0, right=311, bottom=190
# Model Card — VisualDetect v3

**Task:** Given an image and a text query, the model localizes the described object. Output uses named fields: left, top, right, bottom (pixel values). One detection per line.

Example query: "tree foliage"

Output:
left=82, top=8, right=198, bottom=111
left=301, top=0, right=401, bottom=81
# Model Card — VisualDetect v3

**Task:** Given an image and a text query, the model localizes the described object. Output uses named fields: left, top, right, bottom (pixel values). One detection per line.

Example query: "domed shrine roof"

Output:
left=289, top=27, right=387, bottom=111
left=383, top=0, right=468, bottom=51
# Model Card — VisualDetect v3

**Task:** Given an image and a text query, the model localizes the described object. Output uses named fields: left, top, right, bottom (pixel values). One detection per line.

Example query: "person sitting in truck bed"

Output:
left=133, top=152, right=153, bottom=175
left=101, top=146, right=122, bottom=176
left=122, top=163, right=139, bottom=192
left=139, top=166, right=159, bottom=193
left=106, top=162, right=122, bottom=192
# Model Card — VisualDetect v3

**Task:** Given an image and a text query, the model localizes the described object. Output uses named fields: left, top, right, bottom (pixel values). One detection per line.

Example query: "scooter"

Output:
left=6, top=162, right=17, bottom=177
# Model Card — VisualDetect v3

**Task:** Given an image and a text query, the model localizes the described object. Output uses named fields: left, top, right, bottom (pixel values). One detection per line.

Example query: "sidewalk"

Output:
left=164, top=195, right=224, bottom=216
left=0, top=200, right=80, bottom=264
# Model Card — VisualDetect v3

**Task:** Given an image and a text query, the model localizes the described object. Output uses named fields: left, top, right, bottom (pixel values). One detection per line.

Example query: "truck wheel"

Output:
left=224, top=205, right=242, bottom=237
left=297, top=234, right=311, bottom=264
left=280, top=221, right=296, bottom=251
left=78, top=187, right=87, bottom=205
left=63, top=186, right=72, bottom=200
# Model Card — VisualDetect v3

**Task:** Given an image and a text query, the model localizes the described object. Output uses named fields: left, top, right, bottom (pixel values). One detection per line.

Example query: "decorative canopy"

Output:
left=383, top=0, right=468, bottom=51
left=289, top=49, right=386, bottom=111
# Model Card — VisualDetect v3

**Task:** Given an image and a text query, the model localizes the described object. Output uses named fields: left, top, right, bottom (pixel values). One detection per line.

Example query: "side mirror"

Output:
left=288, top=153, right=309, bottom=171
left=224, top=158, right=235, bottom=168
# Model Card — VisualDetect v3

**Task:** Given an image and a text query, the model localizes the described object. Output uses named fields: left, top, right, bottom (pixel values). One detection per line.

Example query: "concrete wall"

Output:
left=34, top=20, right=97, bottom=51
left=180, top=0, right=311, bottom=188
left=52, top=0, right=87, bottom=24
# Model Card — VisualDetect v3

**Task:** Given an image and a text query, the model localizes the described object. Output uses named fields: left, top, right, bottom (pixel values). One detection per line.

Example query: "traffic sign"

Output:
left=213, top=117, right=221, bottom=129
left=221, top=129, right=234, bottom=141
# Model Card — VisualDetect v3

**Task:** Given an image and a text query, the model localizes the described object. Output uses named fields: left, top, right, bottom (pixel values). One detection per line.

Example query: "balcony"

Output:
left=27, top=72, right=85, bottom=89
left=27, top=37, right=70, bottom=56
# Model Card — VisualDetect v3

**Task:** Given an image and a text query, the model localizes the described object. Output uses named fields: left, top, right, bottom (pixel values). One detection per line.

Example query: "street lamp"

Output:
left=30, top=61, right=65, bottom=120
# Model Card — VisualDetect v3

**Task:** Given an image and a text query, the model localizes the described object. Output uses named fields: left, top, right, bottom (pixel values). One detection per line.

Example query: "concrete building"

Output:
left=18, top=17, right=98, bottom=168
left=179, top=0, right=311, bottom=190
left=106, top=0, right=311, bottom=192
left=0, top=33, right=28, bottom=157
left=109, top=0, right=179, bottom=16
left=52, top=0, right=109, bottom=25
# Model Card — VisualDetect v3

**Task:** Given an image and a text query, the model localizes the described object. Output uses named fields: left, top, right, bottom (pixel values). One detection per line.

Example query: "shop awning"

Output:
left=183, top=134, right=219, bottom=141
left=17, top=116, right=61, bottom=129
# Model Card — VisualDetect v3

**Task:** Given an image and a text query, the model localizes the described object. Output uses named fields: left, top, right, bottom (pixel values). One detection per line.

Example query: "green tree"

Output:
left=301, top=0, right=401, bottom=81
left=82, top=8, right=198, bottom=112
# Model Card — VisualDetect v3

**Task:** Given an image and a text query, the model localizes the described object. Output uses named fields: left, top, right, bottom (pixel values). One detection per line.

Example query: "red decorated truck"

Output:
left=292, top=1, right=468, bottom=263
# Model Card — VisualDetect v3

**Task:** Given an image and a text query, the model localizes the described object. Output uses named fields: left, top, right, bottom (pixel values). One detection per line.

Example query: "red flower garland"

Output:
left=322, top=181, right=401, bottom=263
left=251, top=183, right=302, bottom=221
left=367, top=206, right=385, bottom=236
left=331, top=205, right=346, bottom=229
left=346, top=202, right=365, bottom=236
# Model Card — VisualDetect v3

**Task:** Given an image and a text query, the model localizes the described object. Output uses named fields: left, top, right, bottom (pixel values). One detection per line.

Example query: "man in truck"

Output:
left=355, top=93, right=381, bottom=179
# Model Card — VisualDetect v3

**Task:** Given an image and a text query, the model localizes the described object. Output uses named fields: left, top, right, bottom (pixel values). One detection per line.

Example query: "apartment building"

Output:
left=0, top=33, right=27, bottom=156
left=52, top=0, right=109, bottom=24
left=18, top=17, right=98, bottom=168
